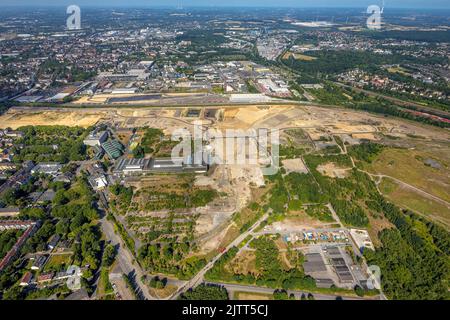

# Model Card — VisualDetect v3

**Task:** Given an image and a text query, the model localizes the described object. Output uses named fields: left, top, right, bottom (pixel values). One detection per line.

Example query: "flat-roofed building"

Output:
left=0, top=163, right=17, bottom=171
left=31, top=163, right=62, bottom=176
left=83, top=131, right=108, bottom=147
left=101, top=140, right=124, bottom=160
left=113, top=157, right=207, bottom=176
left=0, top=207, right=20, bottom=217
left=20, top=272, right=33, bottom=287
left=303, top=253, right=328, bottom=273
left=31, top=255, right=48, bottom=271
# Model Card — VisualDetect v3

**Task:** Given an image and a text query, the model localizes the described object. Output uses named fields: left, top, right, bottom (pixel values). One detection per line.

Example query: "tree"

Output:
left=20, top=207, right=47, bottom=220
left=70, top=213, right=87, bottom=232
left=102, top=244, right=116, bottom=267
left=354, top=285, right=365, bottom=297
left=56, top=219, right=70, bottom=236
left=273, top=289, right=289, bottom=300
left=1, top=188, right=18, bottom=206
left=179, top=284, right=229, bottom=300
left=149, top=276, right=167, bottom=289
left=132, top=146, right=145, bottom=159
left=53, top=190, right=69, bottom=206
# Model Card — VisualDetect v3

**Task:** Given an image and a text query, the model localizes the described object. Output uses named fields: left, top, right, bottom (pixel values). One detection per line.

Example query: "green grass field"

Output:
left=44, top=254, right=73, bottom=272
left=380, top=178, right=450, bottom=228
left=364, top=148, right=450, bottom=202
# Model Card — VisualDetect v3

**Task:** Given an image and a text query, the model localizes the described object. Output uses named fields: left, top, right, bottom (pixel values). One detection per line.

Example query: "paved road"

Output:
left=207, top=282, right=377, bottom=300
left=171, top=213, right=269, bottom=300
left=99, top=215, right=155, bottom=300
left=326, top=203, right=344, bottom=228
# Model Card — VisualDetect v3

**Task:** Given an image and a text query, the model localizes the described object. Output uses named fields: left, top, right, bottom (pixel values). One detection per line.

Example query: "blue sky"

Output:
left=0, top=0, right=449, bottom=9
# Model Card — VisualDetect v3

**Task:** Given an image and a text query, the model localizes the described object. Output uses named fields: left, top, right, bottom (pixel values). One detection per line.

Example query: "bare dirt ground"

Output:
left=352, top=133, right=379, bottom=141
left=0, top=109, right=107, bottom=129
left=234, top=292, right=273, bottom=300
left=195, top=164, right=264, bottom=253
left=265, top=213, right=335, bottom=233
left=316, top=162, right=351, bottom=179
left=282, top=158, right=309, bottom=174
left=221, top=105, right=292, bottom=129
left=4, top=104, right=450, bottom=235
left=5, top=104, right=449, bottom=142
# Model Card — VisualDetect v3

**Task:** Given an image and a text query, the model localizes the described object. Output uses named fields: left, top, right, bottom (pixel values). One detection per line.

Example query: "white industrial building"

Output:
left=83, top=131, right=108, bottom=147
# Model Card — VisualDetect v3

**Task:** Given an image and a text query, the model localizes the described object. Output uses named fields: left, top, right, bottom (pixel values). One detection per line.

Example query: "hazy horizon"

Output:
left=0, top=0, right=449, bottom=9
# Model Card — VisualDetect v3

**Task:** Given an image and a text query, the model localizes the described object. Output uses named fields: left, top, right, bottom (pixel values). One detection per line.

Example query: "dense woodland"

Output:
left=0, top=174, right=103, bottom=299
left=12, top=126, right=89, bottom=163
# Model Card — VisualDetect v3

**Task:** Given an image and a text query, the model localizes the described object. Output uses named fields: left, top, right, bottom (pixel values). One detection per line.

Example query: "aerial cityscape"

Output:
left=0, top=0, right=449, bottom=305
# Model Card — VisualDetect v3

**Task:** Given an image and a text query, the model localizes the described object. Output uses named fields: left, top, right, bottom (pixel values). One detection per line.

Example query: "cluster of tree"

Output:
left=19, top=207, right=47, bottom=220
left=179, top=284, right=229, bottom=300
left=107, top=213, right=135, bottom=253
left=3, top=282, right=71, bottom=300
left=0, top=229, right=24, bottom=260
left=364, top=194, right=449, bottom=299
left=38, top=59, right=97, bottom=85
left=206, top=239, right=316, bottom=291
left=285, top=49, right=444, bottom=77
left=149, top=276, right=167, bottom=289
left=279, top=145, right=306, bottom=159
left=273, top=289, right=295, bottom=300
left=21, top=220, right=55, bottom=253
left=122, top=273, right=140, bottom=300
left=266, top=152, right=378, bottom=227
left=366, top=70, right=450, bottom=112
left=284, top=172, right=325, bottom=204
left=72, top=225, right=102, bottom=279
left=109, top=183, right=133, bottom=215
left=1, top=175, right=41, bottom=208
left=305, top=205, right=334, bottom=222
left=102, top=244, right=117, bottom=268
left=0, top=264, right=22, bottom=294
left=266, top=172, right=289, bottom=213
left=190, top=189, right=218, bottom=207
left=1, top=171, right=106, bottom=299
left=330, top=199, right=368, bottom=227
left=139, top=127, right=164, bottom=154
left=51, top=177, right=100, bottom=236
left=70, top=67, right=97, bottom=82
left=139, top=188, right=217, bottom=212
left=348, top=143, right=384, bottom=164
left=366, top=30, right=450, bottom=43
left=306, top=81, right=449, bottom=129
left=300, top=155, right=379, bottom=227
left=137, top=240, right=206, bottom=279
left=12, top=126, right=88, bottom=163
